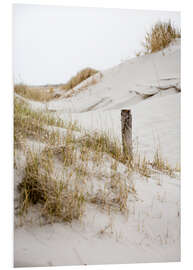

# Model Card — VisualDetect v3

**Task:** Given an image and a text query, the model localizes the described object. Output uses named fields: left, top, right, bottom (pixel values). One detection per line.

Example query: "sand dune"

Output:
left=14, top=40, right=180, bottom=267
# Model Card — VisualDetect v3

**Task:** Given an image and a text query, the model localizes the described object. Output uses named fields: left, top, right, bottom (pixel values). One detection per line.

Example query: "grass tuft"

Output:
left=61, top=67, right=99, bottom=91
left=152, top=149, right=175, bottom=177
left=17, top=150, right=85, bottom=223
left=135, top=155, right=151, bottom=178
left=77, top=131, right=123, bottom=162
left=14, top=97, right=79, bottom=147
left=14, top=83, right=55, bottom=102
left=142, top=20, right=181, bottom=54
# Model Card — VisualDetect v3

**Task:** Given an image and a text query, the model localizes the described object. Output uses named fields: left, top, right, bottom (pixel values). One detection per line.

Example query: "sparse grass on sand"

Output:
left=17, top=143, right=134, bottom=223
left=14, top=97, right=135, bottom=223
left=64, top=74, right=103, bottom=99
left=61, top=67, right=99, bottom=91
left=17, top=150, right=85, bottom=223
left=151, top=149, right=176, bottom=177
left=14, top=96, right=80, bottom=148
left=142, top=20, right=181, bottom=54
left=14, top=83, right=55, bottom=102
left=14, top=97, right=179, bottom=225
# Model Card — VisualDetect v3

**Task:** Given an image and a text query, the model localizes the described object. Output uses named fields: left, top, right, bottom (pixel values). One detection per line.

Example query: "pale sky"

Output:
left=13, top=4, right=180, bottom=85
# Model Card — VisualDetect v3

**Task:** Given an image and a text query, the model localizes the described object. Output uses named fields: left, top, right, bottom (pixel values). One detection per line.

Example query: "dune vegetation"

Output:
left=14, top=15, right=181, bottom=266
left=14, top=83, right=56, bottom=102
left=14, top=97, right=135, bottom=223
left=14, top=96, right=179, bottom=225
left=61, top=67, right=99, bottom=91
left=142, top=20, right=181, bottom=54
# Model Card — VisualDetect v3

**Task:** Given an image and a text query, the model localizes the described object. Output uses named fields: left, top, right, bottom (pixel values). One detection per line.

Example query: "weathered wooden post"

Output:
left=121, top=110, right=132, bottom=159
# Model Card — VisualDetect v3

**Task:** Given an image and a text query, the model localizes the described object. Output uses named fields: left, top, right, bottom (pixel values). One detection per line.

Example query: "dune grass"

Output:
left=15, top=96, right=179, bottom=225
left=64, top=73, right=103, bottom=99
left=134, top=155, right=152, bottom=178
left=152, top=149, right=176, bottom=177
left=142, top=20, right=181, bottom=54
left=15, top=99, right=135, bottom=222
left=14, top=96, right=80, bottom=148
left=61, top=67, right=99, bottom=91
left=16, top=125, right=134, bottom=223
left=16, top=132, right=132, bottom=223
left=16, top=119, right=178, bottom=225
left=17, top=150, right=85, bottom=223
left=77, top=131, right=123, bottom=162
left=14, top=83, right=55, bottom=102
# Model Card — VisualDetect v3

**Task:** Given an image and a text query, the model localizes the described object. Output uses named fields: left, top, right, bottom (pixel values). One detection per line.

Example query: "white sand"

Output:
left=14, top=40, right=180, bottom=267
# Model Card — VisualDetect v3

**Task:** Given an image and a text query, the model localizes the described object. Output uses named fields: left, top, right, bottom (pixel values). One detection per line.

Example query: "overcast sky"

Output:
left=13, top=4, right=180, bottom=85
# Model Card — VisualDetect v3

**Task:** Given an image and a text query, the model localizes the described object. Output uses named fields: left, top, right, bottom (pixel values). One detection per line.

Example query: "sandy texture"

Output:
left=14, top=40, right=180, bottom=267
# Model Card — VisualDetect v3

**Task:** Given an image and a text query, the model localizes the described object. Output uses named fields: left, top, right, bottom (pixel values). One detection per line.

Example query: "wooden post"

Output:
left=121, top=110, right=132, bottom=159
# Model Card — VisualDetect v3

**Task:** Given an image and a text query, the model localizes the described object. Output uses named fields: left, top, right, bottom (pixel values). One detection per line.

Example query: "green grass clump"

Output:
left=62, top=67, right=99, bottom=91
left=142, top=20, right=181, bottom=54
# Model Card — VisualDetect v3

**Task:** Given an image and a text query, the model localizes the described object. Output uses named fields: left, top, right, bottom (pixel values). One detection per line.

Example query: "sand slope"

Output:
left=45, top=39, right=180, bottom=113
left=14, top=40, right=181, bottom=267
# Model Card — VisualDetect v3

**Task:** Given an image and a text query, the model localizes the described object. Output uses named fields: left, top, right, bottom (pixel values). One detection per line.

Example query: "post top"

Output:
left=121, top=109, right=131, bottom=114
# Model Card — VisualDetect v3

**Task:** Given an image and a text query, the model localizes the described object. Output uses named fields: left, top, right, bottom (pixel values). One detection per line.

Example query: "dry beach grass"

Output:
left=142, top=20, right=181, bottom=54
left=14, top=20, right=181, bottom=266
left=14, top=96, right=179, bottom=225
left=14, top=83, right=55, bottom=102
left=61, top=67, right=99, bottom=91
